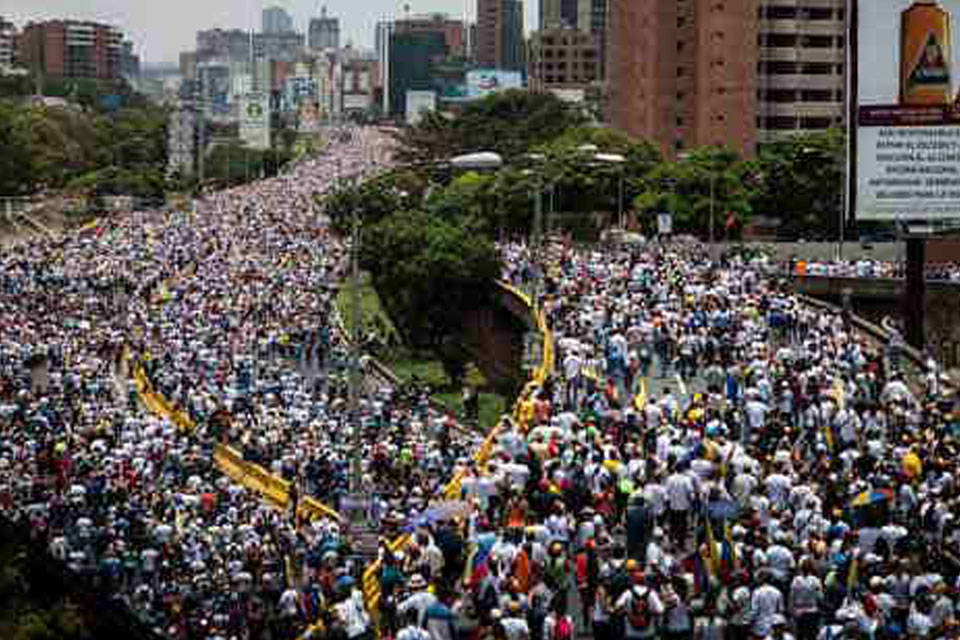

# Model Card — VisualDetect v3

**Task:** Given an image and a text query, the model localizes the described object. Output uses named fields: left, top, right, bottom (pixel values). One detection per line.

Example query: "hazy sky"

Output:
left=5, top=0, right=538, bottom=64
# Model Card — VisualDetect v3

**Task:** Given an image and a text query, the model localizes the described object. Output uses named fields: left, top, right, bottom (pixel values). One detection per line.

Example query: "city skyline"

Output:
left=2, top=0, right=538, bottom=64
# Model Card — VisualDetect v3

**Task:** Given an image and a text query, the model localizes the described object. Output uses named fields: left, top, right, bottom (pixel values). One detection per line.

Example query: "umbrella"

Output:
left=848, top=489, right=893, bottom=509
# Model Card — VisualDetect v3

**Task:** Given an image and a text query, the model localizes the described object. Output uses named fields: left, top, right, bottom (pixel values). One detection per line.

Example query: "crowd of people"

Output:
left=3, top=120, right=960, bottom=640
left=793, top=258, right=960, bottom=282
left=0, top=126, right=485, bottom=640
left=370, top=238, right=960, bottom=640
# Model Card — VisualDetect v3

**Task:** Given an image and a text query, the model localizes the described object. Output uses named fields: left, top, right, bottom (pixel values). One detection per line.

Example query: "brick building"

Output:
left=18, top=20, right=123, bottom=81
left=477, top=0, right=525, bottom=71
left=608, top=0, right=845, bottom=157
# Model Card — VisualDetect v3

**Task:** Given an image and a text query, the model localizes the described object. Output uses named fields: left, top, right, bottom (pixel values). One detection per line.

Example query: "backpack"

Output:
left=552, top=615, right=573, bottom=640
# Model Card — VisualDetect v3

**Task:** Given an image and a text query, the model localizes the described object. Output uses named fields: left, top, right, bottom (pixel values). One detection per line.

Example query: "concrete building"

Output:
left=308, top=6, right=340, bottom=50
left=607, top=0, right=758, bottom=158
left=755, top=0, right=845, bottom=142
left=254, top=31, right=304, bottom=62
left=477, top=0, right=525, bottom=71
left=18, top=19, right=124, bottom=81
left=0, top=18, right=15, bottom=71
left=262, top=6, right=294, bottom=35
left=196, top=29, right=252, bottom=65
left=528, top=27, right=601, bottom=93
left=120, top=40, right=140, bottom=88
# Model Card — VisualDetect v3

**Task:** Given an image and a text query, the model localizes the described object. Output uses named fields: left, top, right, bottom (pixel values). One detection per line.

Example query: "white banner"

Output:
left=857, top=125, right=960, bottom=220
left=240, top=93, right=270, bottom=150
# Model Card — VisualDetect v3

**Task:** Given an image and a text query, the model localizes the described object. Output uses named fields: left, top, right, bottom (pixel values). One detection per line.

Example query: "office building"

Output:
left=262, top=6, right=294, bottom=34
left=477, top=0, right=525, bottom=71
left=309, top=6, right=340, bottom=50
left=168, top=94, right=198, bottom=178
left=755, top=0, right=845, bottom=142
left=196, top=28, right=252, bottom=65
left=254, top=31, right=304, bottom=62
left=607, top=0, right=758, bottom=157
left=18, top=19, right=123, bottom=81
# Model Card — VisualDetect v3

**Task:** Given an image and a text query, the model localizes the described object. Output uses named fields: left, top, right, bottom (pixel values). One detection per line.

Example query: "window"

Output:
left=677, top=41, right=685, bottom=52
left=714, top=113, right=726, bottom=122
left=762, top=116, right=798, bottom=130
left=802, top=62, right=833, bottom=75
left=676, top=116, right=684, bottom=126
left=677, top=66, right=686, bottom=76
left=801, top=89, right=832, bottom=102
left=767, top=6, right=797, bottom=19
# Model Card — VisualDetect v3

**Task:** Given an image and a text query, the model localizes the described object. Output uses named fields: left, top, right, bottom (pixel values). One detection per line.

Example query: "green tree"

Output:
left=633, top=146, right=755, bottom=237
left=393, top=90, right=587, bottom=164
left=324, top=169, right=429, bottom=232
left=751, top=128, right=845, bottom=239
left=360, top=209, right=501, bottom=382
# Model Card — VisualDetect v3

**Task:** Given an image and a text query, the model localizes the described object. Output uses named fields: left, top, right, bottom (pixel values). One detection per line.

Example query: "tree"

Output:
left=393, top=90, right=587, bottom=164
left=324, top=169, right=429, bottom=233
left=360, top=209, right=501, bottom=382
left=751, top=128, right=845, bottom=240
left=633, top=146, right=755, bottom=237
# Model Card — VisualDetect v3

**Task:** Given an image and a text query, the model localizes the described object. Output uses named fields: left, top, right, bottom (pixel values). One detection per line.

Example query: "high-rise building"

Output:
left=18, top=19, right=124, bottom=81
left=254, top=31, right=304, bottom=62
left=607, top=0, right=758, bottom=158
left=309, top=6, right=340, bottom=50
left=0, top=18, right=16, bottom=71
left=477, top=0, right=524, bottom=71
left=607, top=0, right=845, bottom=156
left=755, top=0, right=845, bottom=142
left=262, top=6, right=294, bottom=34
left=528, top=28, right=601, bottom=92
left=120, top=40, right=140, bottom=87
left=196, top=29, right=252, bottom=65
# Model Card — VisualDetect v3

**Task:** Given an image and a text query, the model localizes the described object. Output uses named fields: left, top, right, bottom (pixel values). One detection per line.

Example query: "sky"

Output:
left=4, top=0, right=539, bottom=64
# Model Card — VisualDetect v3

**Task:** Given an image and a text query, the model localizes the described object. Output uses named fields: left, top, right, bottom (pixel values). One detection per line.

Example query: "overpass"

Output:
left=790, top=275, right=960, bottom=372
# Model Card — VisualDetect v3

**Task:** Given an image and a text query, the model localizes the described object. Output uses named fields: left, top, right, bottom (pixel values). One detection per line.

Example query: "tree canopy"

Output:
left=392, top=90, right=587, bottom=164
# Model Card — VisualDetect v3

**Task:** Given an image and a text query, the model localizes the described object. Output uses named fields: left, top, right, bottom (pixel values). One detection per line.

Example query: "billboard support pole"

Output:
left=904, top=236, right=926, bottom=350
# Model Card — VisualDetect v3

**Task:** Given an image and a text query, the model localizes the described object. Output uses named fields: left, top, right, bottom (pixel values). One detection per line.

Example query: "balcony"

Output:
left=762, top=74, right=842, bottom=90
left=760, top=101, right=841, bottom=118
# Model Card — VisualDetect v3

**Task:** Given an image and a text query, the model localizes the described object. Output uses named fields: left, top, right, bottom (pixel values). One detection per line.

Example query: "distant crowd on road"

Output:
left=791, top=259, right=960, bottom=282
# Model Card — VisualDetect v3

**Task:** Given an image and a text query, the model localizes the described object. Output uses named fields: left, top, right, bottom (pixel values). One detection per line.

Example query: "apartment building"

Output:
left=755, top=0, right=845, bottom=142
left=477, top=0, right=525, bottom=71
left=19, top=19, right=123, bottom=81
left=608, top=0, right=844, bottom=156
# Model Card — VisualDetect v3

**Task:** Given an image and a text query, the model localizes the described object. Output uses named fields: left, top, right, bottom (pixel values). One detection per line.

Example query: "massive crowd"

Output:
left=2, top=122, right=960, bottom=640
left=371, top=238, right=960, bottom=640
left=0, top=127, right=483, bottom=640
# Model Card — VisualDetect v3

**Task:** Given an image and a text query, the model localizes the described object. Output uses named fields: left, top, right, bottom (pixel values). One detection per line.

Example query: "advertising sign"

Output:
left=405, top=90, right=436, bottom=125
left=856, top=0, right=960, bottom=220
left=466, top=69, right=523, bottom=98
left=240, top=92, right=271, bottom=150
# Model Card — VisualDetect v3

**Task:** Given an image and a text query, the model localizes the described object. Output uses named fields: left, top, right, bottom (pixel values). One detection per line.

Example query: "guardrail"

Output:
left=356, top=280, right=554, bottom=632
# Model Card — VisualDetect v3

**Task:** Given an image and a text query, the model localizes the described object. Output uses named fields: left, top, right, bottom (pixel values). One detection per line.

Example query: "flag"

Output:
left=705, top=517, right=721, bottom=577
left=465, top=533, right=496, bottom=589
left=725, top=211, right=737, bottom=229
left=847, top=555, right=859, bottom=591
left=722, top=520, right=736, bottom=575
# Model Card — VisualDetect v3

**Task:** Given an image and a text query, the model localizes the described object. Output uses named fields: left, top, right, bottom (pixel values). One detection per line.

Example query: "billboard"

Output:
left=855, top=0, right=960, bottom=220
left=240, top=92, right=270, bottom=150
left=466, top=69, right=523, bottom=98
left=405, top=90, right=436, bottom=126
